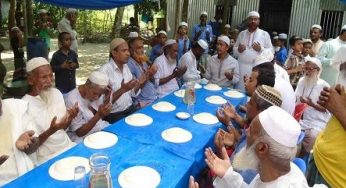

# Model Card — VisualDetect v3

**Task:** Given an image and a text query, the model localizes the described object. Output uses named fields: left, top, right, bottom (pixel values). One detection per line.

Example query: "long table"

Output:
left=4, top=87, right=247, bottom=188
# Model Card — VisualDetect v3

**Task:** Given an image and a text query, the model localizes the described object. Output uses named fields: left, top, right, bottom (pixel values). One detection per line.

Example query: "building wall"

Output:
left=231, top=0, right=260, bottom=26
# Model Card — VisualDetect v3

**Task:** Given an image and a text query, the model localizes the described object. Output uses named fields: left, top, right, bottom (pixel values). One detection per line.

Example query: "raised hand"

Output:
left=252, top=42, right=261, bottom=52
left=318, top=85, right=346, bottom=114
left=148, top=64, right=158, bottom=78
left=205, top=147, right=231, bottom=178
left=121, top=79, right=140, bottom=92
left=172, top=66, right=187, bottom=78
left=0, top=155, right=9, bottom=166
left=238, top=44, right=246, bottom=53
left=189, top=176, right=199, bottom=188
left=224, top=71, right=234, bottom=80
left=15, top=130, right=35, bottom=151
left=98, top=102, right=112, bottom=118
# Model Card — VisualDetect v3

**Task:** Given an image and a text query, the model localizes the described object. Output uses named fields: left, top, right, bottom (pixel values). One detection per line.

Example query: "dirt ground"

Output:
left=1, top=38, right=110, bottom=86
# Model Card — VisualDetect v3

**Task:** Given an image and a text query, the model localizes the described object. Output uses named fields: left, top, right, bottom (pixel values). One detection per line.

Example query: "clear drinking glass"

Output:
left=89, top=153, right=112, bottom=188
left=74, top=165, right=86, bottom=188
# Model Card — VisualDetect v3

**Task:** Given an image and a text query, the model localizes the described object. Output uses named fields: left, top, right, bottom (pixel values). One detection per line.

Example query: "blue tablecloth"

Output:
left=4, top=87, right=246, bottom=188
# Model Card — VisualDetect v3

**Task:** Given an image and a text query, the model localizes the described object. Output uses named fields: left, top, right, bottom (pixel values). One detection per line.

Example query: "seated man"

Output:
left=0, top=97, right=39, bottom=186
left=22, top=57, right=78, bottom=164
left=99, top=38, right=144, bottom=123
left=127, top=37, right=158, bottom=108
left=154, top=39, right=187, bottom=98
left=179, top=39, right=208, bottom=83
left=65, top=71, right=111, bottom=143
left=295, top=56, right=330, bottom=154
left=191, top=106, right=326, bottom=188
left=215, top=85, right=282, bottom=183
left=204, top=35, right=240, bottom=88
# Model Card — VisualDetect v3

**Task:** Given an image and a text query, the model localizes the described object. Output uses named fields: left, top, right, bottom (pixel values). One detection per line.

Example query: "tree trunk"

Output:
left=8, top=0, right=16, bottom=31
left=26, top=0, right=33, bottom=36
left=110, top=7, right=125, bottom=39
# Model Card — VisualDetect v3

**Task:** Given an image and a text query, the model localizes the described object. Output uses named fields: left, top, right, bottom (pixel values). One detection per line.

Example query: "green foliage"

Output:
left=134, top=0, right=166, bottom=15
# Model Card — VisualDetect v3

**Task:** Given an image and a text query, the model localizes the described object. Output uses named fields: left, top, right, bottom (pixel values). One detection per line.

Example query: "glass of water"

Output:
left=74, top=165, right=86, bottom=188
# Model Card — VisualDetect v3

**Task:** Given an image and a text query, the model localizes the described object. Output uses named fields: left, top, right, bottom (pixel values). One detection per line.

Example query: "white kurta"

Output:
left=65, top=88, right=109, bottom=143
left=233, top=28, right=273, bottom=91
left=22, top=88, right=75, bottom=164
left=274, top=63, right=289, bottom=82
left=154, top=54, right=179, bottom=98
left=295, top=78, right=331, bottom=131
left=99, top=58, right=136, bottom=113
left=311, top=39, right=324, bottom=55
left=274, top=77, right=296, bottom=115
left=0, top=99, right=35, bottom=186
left=213, top=162, right=326, bottom=188
left=318, top=37, right=346, bottom=86
left=331, top=45, right=346, bottom=87
left=179, top=50, right=200, bottom=83
left=57, top=17, right=78, bottom=53
left=204, top=54, right=240, bottom=88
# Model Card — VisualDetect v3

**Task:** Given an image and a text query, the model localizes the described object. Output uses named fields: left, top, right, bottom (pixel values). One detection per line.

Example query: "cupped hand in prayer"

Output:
left=15, top=130, right=35, bottom=151
left=252, top=42, right=261, bottom=52
left=98, top=102, right=112, bottom=118
left=318, top=85, right=346, bottom=114
left=173, top=66, right=187, bottom=78
left=224, top=71, right=233, bottom=80
left=0, top=155, right=9, bottom=166
left=238, top=44, right=246, bottom=53
left=148, top=64, right=158, bottom=77
left=121, top=79, right=139, bottom=92
left=214, top=128, right=235, bottom=151
left=205, top=147, right=231, bottom=178
left=189, top=176, right=199, bottom=188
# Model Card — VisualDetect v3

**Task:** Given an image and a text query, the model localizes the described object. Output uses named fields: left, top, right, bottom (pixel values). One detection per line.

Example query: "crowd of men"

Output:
left=0, top=9, right=346, bottom=188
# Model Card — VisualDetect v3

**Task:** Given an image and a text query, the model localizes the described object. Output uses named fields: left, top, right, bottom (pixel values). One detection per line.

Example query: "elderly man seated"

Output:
left=295, top=56, right=331, bottom=154
left=99, top=38, right=145, bottom=123
left=203, top=35, right=240, bottom=88
left=22, top=57, right=78, bottom=164
left=215, top=85, right=282, bottom=183
left=65, top=71, right=111, bottom=143
left=191, top=106, right=326, bottom=188
left=0, top=97, right=40, bottom=186
left=154, top=39, right=187, bottom=98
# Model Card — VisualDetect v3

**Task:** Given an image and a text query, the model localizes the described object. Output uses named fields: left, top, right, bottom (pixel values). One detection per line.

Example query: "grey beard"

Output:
left=303, top=73, right=318, bottom=89
left=167, top=56, right=177, bottom=65
left=232, top=144, right=260, bottom=171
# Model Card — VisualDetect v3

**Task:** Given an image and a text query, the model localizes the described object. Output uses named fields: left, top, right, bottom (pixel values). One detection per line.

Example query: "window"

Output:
left=320, top=10, right=344, bottom=40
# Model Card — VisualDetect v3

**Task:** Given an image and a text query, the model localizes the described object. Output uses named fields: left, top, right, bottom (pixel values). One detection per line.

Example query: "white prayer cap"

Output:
left=26, top=57, right=50, bottom=72
left=197, top=39, right=208, bottom=50
left=164, top=39, right=177, bottom=48
left=38, top=9, right=48, bottom=14
left=304, top=56, right=322, bottom=70
left=109, top=38, right=126, bottom=52
left=311, top=24, right=322, bottom=30
left=258, top=106, right=301, bottom=147
left=157, top=30, right=167, bottom=36
left=278, top=33, right=287, bottom=40
left=342, top=24, right=346, bottom=31
left=273, top=36, right=279, bottom=40
left=224, top=24, right=231, bottom=29
left=179, top=22, right=188, bottom=27
left=201, top=11, right=208, bottom=16
left=248, top=11, right=260, bottom=18
left=128, top=32, right=139, bottom=38
left=66, top=8, right=78, bottom=14
left=303, top=38, right=313, bottom=45
left=217, top=35, right=230, bottom=46
left=253, top=49, right=274, bottom=66
left=88, top=71, right=109, bottom=87
left=10, top=26, right=19, bottom=32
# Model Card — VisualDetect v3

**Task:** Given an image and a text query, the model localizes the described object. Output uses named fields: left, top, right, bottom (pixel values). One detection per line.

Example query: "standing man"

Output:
left=99, top=38, right=144, bottom=123
left=154, top=39, right=187, bottom=98
left=22, top=57, right=78, bottom=164
left=310, top=24, right=324, bottom=56
left=150, top=30, right=167, bottom=62
left=191, top=11, right=213, bottom=45
left=233, top=11, right=273, bottom=91
left=58, top=8, right=78, bottom=53
left=204, top=35, right=240, bottom=88
left=318, top=25, right=346, bottom=86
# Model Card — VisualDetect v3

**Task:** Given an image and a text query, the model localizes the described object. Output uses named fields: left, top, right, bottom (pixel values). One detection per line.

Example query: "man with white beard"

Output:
left=190, top=106, right=327, bottom=188
left=215, top=85, right=282, bottom=183
left=154, top=39, right=187, bottom=98
left=295, top=56, right=331, bottom=154
left=233, top=11, right=273, bottom=91
left=22, top=57, right=78, bottom=164
left=331, top=45, right=346, bottom=86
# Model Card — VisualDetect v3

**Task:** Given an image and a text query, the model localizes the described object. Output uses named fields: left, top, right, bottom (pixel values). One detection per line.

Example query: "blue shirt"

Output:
left=150, top=44, right=163, bottom=62
left=191, top=24, right=213, bottom=43
left=209, top=20, right=222, bottom=37
left=275, top=47, right=288, bottom=66
left=127, top=57, right=158, bottom=103
left=177, top=37, right=190, bottom=61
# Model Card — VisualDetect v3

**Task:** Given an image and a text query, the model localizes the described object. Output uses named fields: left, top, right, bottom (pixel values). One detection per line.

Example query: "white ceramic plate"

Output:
left=193, top=112, right=219, bottom=125
left=204, top=83, right=222, bottom=91
left=194, top=83, right=202, bottom=89
left=118, top=166, right=161, bottom=188
left=174, top=89, right=185, bottom=98
left=161, top=127, right=192, bottom=143
left=152, top=101, right=176, bottom=112
left=125, top=113, right=153, bottom=127
left=223, top=90, right=245, bottom=98
left=84, top=131, right=118, bottom=149
left=49, top=156, right=90, bottom=181
left=205, top=95, right=227, bottom=105
left=176, top=112, right=190, bottom=120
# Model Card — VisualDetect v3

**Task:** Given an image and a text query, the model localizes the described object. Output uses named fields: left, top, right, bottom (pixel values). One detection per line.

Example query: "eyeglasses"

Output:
left=303, top=67, right=318, bottom=71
